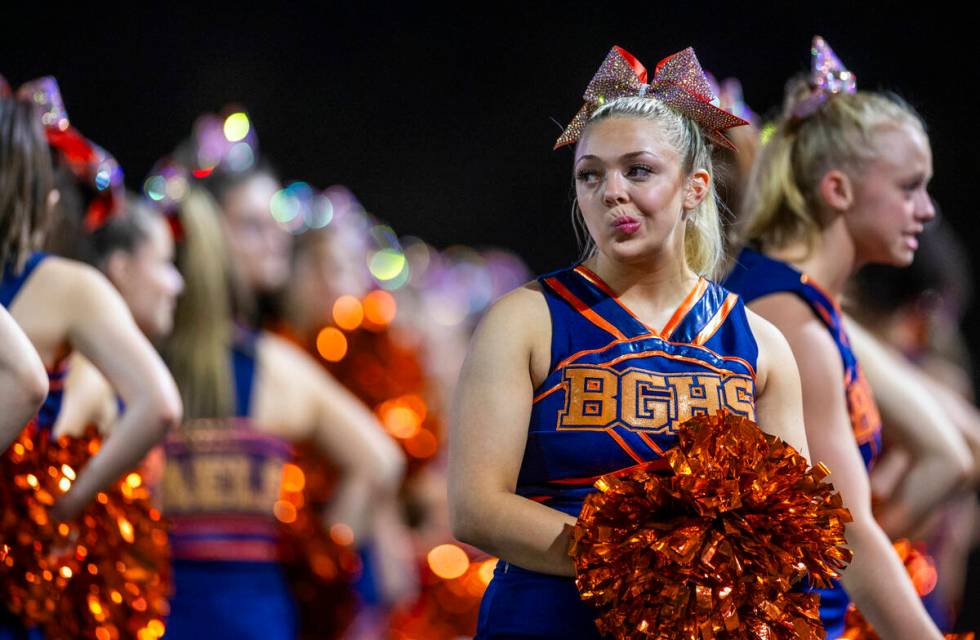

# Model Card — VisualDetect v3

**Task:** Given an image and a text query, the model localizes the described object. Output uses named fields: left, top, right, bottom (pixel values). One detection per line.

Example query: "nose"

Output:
left=602, top=172, right=629, bottom=207
left=170, top=266, right=185, bottom=296
left=917, top=192, right=937, bottom=223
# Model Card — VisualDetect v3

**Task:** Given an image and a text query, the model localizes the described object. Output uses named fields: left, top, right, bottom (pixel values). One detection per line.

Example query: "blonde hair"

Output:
left=575, top=96, right=725, bottom=278
left=743, top=79, right=926, bottom=252
left=162, top=188, right=235, bottom=420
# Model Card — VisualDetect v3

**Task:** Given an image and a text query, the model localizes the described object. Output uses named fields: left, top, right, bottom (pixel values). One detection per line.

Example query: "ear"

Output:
left=104, top=250, right=131, bottom=289
left=817, top=169, right=854, bottom=212
left=683, top=169, right=710, bottom=211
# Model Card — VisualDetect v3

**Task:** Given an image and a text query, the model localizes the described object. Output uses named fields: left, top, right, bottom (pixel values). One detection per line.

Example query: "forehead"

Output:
left=224, top=173, right=280, bottom=216
left=575, top=116, right=677, bottom=162
left=869, top=123, right=932, bottom=174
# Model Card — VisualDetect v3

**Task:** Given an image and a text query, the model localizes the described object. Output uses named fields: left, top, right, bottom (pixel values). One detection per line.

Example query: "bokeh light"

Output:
left=369, top=248, right=408, bottom=282
left=363, top=290, right=397, bottom=326
left=427, top=544, right=469, bottom=580
left=332, top=295, right=364, bottom=331
left=223, top=112, right=250, bottom=142
left=316, top=327, right=348, bottom=362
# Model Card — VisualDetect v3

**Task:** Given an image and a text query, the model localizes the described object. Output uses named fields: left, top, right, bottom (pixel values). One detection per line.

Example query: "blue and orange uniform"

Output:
left=724, top=247, right=882, bottom=638
left=163, top=329, right=297, bottom=640
left=0, top=253, right=67, bottom=640
left=475, top=263, right=759, bottom=639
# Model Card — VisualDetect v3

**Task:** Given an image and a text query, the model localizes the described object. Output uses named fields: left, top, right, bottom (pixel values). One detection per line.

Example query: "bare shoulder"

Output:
left=28, top=256, right=121, bottom=312
left=256, top=331, right=324, bottom=380
left=748, top=294, right=844, bottom=388
left=469, top=281, right=551, bottom=382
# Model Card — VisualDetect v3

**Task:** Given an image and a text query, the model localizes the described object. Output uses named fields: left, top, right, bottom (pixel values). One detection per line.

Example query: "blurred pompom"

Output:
left=571, top=411, right=852, bottom=639
left=0, top=424, right=169, bottom=639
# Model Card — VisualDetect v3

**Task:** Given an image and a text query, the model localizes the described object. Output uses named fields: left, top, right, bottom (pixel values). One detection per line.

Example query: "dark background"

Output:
left=3, top=2, right=978, bottom=631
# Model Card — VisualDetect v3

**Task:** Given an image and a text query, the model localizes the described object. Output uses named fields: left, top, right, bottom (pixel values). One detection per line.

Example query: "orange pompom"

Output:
left=571, top=411, right=852, bottom=639
left=1, top=424, right=169, bottom=639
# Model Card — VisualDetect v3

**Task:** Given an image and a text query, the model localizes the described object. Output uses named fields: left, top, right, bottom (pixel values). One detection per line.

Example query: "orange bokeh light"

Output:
left=330, top=523, right=355, bottom=546
left=405, top=429, right=438, bottom=459
left=427, top=544, right=469, bottom=580
left=332, top=295, right=364, bottom=331
left=363, top=290, right=397, bottom=327
left=280, top=463, right=306, bottom=493
left=316, top=327, right=348, bottom=362
left=273, top=500, right=297, bottom=523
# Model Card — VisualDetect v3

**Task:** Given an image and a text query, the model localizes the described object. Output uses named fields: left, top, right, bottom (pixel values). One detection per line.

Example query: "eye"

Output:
left=575, top=168, right=600, bottom=184
left=626, top=164, right=653, bottom=178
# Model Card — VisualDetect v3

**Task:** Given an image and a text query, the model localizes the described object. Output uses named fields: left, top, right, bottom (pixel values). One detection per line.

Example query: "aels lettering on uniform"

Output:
left=558, top=364, right=755, bottom=433
left=163, top=453, right=284, bottom=512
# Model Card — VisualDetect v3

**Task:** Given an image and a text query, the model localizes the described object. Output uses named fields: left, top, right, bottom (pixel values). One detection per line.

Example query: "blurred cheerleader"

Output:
left=151, top=114, right=403, bottom=639
left=723, top=37, right=966, bottom=639
left=0, top=78, right=181, bottom=637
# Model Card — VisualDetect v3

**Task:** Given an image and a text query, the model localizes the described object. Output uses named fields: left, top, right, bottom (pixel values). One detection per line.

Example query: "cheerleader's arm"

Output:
left=449, top=284, right=578, bottom=577
left=0, top=305, right=47, bottom=452
left=845, top=317, right=971, bottom=539
left=762, top=295, right=943, bottom=640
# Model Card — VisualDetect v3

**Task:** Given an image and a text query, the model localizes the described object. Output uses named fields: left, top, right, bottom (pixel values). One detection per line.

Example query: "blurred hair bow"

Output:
left=791, top=36, right=857, bottom=120
left=554, top=46, right=749, bottom=151
left=12, top=76, right=124, bottom=231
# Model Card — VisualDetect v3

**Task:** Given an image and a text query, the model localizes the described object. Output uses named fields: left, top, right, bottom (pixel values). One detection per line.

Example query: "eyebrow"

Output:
left=575, top=150, right=657, bottom=164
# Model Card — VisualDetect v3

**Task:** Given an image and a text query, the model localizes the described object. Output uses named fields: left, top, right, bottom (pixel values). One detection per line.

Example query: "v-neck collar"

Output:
left=573, top=264, right=708, bottom=341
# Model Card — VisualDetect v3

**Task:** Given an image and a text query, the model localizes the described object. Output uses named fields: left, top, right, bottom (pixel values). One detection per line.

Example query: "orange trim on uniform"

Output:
left=533, top=382, right=563, bottom=403
left=596, top=349, right=754, bottom=379
left=693, top=293, right=740, bottom=346
left=636, top=431, right=666, bottom=455
left=576, top=265, right=709, bottom=340
left=660, top=278, right=708, bottom=340
left=543, top=334, right=757, bottom=383
left=605, top=429, right=645, bottom=464
left=544, top=276, right=628, bottom=340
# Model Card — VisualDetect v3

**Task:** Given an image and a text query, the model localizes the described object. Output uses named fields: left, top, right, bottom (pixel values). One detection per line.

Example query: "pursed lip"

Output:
left=612, top=215, right=640, bottom=228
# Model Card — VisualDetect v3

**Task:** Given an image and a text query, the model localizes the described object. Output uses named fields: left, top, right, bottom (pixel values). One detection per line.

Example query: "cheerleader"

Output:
left=155, top=151, right=402, bottom=637
left=449, top=46, right=810, bottom=639
left=723, top=37, right=952, bottom=638
left=0, top=78, right=181, bottom=634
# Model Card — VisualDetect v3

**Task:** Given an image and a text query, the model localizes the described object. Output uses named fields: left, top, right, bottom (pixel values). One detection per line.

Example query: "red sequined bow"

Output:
left=7, top=76, right=124, bottom=231
left=555, top=46, right=749, bottom=151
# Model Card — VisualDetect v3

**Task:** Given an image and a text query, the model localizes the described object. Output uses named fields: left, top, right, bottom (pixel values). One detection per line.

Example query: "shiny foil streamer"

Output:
left=841, top=540, right=972, bottom=640
left=570, top=411, right=853, bottom=639
left=555, top=46, right=749, bottom=150
left=0, top=423, right=169, bottom=640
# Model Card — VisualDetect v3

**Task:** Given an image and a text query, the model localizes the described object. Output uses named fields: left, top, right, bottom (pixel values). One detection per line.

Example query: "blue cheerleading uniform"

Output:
left=724, top=247, right=883, bottom=639
left=1, top=253, right=68, bottom=640
left=476, top=264, right=760, bottom=640
left=163, top=329, right=298, bottom=640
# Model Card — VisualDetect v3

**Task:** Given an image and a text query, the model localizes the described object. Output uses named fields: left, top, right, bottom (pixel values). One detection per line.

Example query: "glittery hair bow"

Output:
left=14, top=76, right=125, bottom=231
left=791, top=36, right=857, bottom=120
left=554, top=46, right=749, bottom=150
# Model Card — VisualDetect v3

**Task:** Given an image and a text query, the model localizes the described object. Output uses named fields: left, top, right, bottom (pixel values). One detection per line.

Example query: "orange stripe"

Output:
left=551, top=336, right=625, bottom=374
left=545, top=277, right=627, bottom=340
left=548, top=334, right=757, bottom=380
left=606, top=429, right=645, bottom=464
left=636, top=431, right=666, bottom=455
left=533, top=383, right=562, bottom=403
left=598, top=349, right=752, bottom=378
left=800, top=274, right=843, bottom=315
left=574, top=265, right=619, bottom=297
left=660, top=278, right=708, bottom=340
left=693, top=293, right=739, bottom=346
